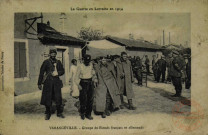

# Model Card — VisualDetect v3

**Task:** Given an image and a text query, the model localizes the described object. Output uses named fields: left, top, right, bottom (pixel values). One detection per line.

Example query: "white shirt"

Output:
left=77, top=63, right=95, bottom=79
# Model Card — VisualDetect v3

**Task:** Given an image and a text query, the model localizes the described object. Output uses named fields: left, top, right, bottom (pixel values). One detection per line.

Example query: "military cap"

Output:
left=49, top=48, right=57, bottom=54
left=83, top=54, right=91, bottom=62
left=172, top=50, right=179, bottom=55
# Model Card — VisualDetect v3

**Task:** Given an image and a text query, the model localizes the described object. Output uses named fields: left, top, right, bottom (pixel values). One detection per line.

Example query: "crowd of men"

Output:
left=37, top=48, right=191, bottom=120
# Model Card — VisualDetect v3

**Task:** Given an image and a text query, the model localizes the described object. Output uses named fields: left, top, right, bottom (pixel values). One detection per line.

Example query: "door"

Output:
left=57, top=49, right=66, bottom=84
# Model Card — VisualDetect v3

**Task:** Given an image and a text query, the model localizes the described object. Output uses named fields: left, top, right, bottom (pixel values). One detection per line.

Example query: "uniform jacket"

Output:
left=38, top=58, right=65, bottom=106
left=155, top=58, right=166, bottom=72
left=115, top=58, right=135, bottom=99
left=94, top=62, right=121, bottom=112
left=169, top=56, right=183, bottom=78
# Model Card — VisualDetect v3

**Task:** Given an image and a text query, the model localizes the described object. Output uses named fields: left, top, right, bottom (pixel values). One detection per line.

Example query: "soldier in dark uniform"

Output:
left=38, top=48, right=65, bottom=120
left=169, top=50, right=184, bottom=97
left=184, top=54, right=191, bottom=89
left=152, top=55, right=157, bottom=81
left=155, top=55, right=166, bottom=82
left=134, top=56, right=143, bottom=86
left=145, top=55, right=150, bottom=75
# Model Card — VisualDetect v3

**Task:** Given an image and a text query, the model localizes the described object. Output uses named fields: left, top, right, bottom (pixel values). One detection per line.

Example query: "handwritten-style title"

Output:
left=71, top=7, right=123, bottom=11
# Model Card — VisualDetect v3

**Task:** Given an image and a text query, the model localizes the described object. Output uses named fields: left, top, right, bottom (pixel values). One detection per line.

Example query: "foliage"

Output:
left=77, top=27, right=103, bottom=41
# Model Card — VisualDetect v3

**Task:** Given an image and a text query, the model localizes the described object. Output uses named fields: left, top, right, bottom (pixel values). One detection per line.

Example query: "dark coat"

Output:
left=94, top=62, right=121, bottom=112
left=145, top=58, right=150, bottom=66
left=115, top=58, right=134, bottom=99
left=186, top=58, right=191, bottom=80
left=38, top=58, right=65, bottom=106
left=156, top=58, right=166, bottom=72
left=169, top=56, right=183, bottom=78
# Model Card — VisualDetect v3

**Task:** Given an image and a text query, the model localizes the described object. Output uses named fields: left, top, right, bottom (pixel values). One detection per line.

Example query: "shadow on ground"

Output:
left=149, top=87, right=191, bottom=106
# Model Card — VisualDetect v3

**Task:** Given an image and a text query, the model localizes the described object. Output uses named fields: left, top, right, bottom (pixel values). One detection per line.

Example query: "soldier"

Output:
left=38, top=48, right=65, bottom=120
left=134, top=56, right=143, bottom=86
left=75, top=54, right=97, bottom=120
left=145, top=55, right=150, bottom=75
left=166, top=53, right=173, bottom=83
left=184, top=54, right=191, bottom=89
left=169, top=50, right=184, bottom=97
left=94, top=57, right=121, bottom=118
left=152, top=55, right=157, bottom=81
left=155, top=55, right=166, bottom=83
left=116, top=52, right=136, bottom=110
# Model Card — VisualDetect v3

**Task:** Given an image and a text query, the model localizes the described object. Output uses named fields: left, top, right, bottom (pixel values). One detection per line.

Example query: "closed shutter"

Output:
left=14, top=41, right=27, bottom=78
left=14, top=42, right=20, bottom=78
left=19, top=42, right=27, bottom=77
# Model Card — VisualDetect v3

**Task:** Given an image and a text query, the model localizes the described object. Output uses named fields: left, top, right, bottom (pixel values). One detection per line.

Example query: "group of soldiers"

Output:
left=38, top=49, right=137, bottom=120
left=37, top=48, right=191, bottom=120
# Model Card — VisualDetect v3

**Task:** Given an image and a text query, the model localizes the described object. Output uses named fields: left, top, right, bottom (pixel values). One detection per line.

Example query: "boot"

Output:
left=45, top=114, right=51, bottom=120
left=57, top=113, right=65, bottom=118
left=105, top=110, right=111, bottom=116
left=57, top=105, right=65, bottom=118
left=80, top=114, right=85, bottom=120
left=120, top=95, right=125, bottom=109
left=101, top=112, right=106, bottom=118
left=128, top=99, right=136, bottom=110
left=85, top=115, right=93, bottom=120
left=45, top=106, right=51, bottom=120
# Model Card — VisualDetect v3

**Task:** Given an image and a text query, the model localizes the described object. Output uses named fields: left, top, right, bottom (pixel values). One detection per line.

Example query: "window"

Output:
left=14, top=40, right=28, bottom=79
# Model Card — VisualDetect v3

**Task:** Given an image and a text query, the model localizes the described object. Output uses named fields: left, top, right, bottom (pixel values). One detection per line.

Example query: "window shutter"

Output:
left=19, top=42, right=27, bottom=77
left=14, top=42, right=20, bottom=78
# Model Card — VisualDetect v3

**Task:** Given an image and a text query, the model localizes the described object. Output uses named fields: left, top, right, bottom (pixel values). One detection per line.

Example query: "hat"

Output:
left=49, top=48, right=57, bottom=54
left=183, top=54, right=191, bottom=58
left=172, top=50, right=179, bottom=55
left=83, top=54, right=91, bottom=62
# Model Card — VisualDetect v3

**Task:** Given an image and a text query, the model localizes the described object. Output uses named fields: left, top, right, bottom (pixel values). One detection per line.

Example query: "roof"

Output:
left=88, top=39, right=125, bottom=49
left=86, top=39, right=125, bottom=59
left=161, top=44, right=184, bottom=50
left=106, top=36, right=162, bottom=50
left=37, top=23, right=85, bottom=46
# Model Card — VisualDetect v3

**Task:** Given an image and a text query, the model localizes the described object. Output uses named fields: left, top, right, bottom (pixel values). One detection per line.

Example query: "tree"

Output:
left=77, top=27, right=103, bottom=41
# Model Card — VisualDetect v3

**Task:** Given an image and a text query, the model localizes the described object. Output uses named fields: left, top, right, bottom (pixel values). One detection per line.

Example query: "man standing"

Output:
left=155, top=55, right=166, bottom=83
left=134, top=56, right=143, bottom=86
left=116, top=52, right=136, bottom=110
left=145, top=55, right=150, bottom=75
left=38, top=48, right=65, bottom=120
left=75, top=54, right=97, bottom=120
left=94, top=57, right=121, bottom=118
left=152, top=55, right=157, bottom=81
left=170, top=50, right=184, bottom=97
left=184, top=54, right=191, bottom=89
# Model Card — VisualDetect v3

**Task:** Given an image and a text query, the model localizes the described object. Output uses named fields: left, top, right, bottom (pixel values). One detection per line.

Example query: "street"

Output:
left=14, top=76, right=191, bottom=120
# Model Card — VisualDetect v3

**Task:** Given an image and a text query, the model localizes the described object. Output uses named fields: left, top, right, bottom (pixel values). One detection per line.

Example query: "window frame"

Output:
left=14, top=39, right=30, bottom=82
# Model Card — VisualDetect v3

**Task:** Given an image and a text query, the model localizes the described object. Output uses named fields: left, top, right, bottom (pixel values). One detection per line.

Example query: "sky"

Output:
left=43, top=13, right=190, bottom=47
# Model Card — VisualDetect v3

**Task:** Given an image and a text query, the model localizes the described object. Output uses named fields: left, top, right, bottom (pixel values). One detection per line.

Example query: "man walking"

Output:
left=116, top=52, right=136, bottom=110
left=75, top=54, right=97, bottom=120
left=38, top=48, right=65, bottom=120
left=94, top=57, right=121, bottom=118
left=170, top=50, right=184, bottom=97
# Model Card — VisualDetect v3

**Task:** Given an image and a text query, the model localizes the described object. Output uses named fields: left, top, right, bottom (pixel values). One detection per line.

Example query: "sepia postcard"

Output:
left=0, top=0, right=208, bottom=135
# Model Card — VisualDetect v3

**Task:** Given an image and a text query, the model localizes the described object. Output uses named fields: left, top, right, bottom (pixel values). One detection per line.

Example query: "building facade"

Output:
left=14, top=13, right=85, bottom=95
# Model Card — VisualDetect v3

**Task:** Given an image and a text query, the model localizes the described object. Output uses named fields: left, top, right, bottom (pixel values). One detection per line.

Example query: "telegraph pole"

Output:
left=163, top=30, right=165, bottom=45
left=169, top=32, right=171, bottom=45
